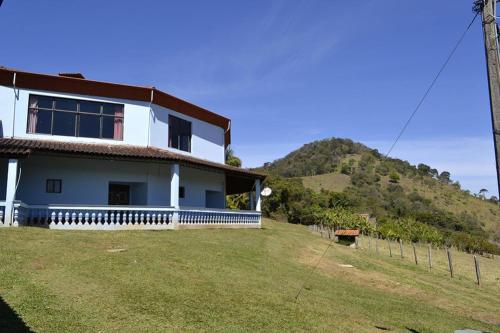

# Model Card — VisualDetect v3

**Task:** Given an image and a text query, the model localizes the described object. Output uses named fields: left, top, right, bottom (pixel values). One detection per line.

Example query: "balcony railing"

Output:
left=178, top=208, right=261, bottom=228
left=0, top=201, right=261, bottom=230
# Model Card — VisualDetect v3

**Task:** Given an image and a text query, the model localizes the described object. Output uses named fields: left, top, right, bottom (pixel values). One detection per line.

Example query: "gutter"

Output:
left=11, top=72, right=16, bottom=138
left=147, top=88, right=154, bottom=147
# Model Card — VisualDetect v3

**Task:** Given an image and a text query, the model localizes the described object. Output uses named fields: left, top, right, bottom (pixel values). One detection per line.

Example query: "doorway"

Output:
left=108, top=184, right=130, bottom=205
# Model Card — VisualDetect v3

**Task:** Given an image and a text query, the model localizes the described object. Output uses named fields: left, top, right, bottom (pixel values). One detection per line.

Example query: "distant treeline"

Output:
left=251, top=137, right=500, bottom=255
left=260, top=175, right=499, bottom=255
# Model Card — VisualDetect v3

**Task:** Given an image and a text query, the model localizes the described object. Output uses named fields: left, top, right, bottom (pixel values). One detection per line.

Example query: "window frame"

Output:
left=168, top=115, right=192, bottom=152
left=26, top=94, right=124, bottom=140
left=46, top=179, right=62, bottom=194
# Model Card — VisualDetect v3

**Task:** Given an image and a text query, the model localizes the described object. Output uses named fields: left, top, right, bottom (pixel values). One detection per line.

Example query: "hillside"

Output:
left=260, top=138, right=500, bottom=243
left=0, top=220, right=499, bottom=332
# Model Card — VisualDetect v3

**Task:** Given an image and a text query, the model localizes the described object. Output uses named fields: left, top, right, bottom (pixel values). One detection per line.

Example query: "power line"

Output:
left=294, top=236, right=335, bottom=302
left=384, top=12, right=480, bottom=158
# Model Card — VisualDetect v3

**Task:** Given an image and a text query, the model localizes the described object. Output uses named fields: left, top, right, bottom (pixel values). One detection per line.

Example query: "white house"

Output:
left=0, top=67, right=265, bottom=230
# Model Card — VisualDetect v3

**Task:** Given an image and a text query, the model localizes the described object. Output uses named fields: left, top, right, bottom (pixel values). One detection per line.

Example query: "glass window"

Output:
left=169, top=115, right=191, bottom=152
left=179, top=186, right=185, bottom=198
left=36, top=95, right=53, bottom=109
left=55, top=98, right=78, bottom=111
left=33, top=110, right=52, bottom=134
left=53, top=111, right=76, bottom=136
left=26, top=94, right=124, bottom=140
left=46, top=179, right=62, bottom=193
left=79, top=114, right=100, bottom=138
left=102, top=116, right=115, bottom=139
left=80, top=100, right=101, bottom=114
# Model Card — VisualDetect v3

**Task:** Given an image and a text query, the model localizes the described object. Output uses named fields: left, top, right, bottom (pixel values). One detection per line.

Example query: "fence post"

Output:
left=447, top=248, right=454, bottom=278
left=427, top=244, right=432, bottom=269
left=388, top=238, right=392, bottom=257
left=376, top=235, right=379, bottom=255
left=399, top=239, right=404, bottom=258
left=474, top=255, right=481, bottom=285
left=368, top=235, right=372, bottom=251
left=412, top=243, right=418, bottom=265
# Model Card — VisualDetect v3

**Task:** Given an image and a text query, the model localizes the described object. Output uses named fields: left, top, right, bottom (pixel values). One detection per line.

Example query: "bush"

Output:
left=389, top=171, right=400, bottom=183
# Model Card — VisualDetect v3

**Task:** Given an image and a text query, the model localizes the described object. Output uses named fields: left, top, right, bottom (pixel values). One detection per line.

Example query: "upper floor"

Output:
left=0, top=67, right=230, bottom=163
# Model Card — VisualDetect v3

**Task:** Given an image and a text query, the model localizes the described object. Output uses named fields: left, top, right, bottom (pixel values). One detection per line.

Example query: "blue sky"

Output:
left=0, top=1, right=498, bottom=196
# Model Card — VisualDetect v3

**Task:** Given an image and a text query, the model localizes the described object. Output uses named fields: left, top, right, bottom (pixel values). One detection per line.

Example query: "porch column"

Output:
left=255, top=178, right=261, bottom=212
left=170, top=163, right=180, bottom=229
left=249, top=192, right=254, bottom=210
left=170, top=163, right=180, bottom=208
left=4, top=159, right=18, bottom=227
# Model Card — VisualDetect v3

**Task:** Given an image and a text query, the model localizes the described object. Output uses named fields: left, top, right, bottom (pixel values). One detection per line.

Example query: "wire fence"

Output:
left=308, top=225, right=500, bottom=289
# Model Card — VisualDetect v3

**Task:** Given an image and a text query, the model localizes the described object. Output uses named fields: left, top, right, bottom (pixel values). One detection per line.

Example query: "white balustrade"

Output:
left=0, top=202, right=261, bottom=230
left=177, top=208, right=260, bottom=228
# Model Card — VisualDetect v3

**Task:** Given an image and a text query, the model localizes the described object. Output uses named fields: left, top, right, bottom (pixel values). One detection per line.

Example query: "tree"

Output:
left=225, top=147, right=242, bottom=167
left=340, top=163, right=352, bottom=175
left=389, top=171, right=400, bottom=183
left=417, top=163, right=431, bottom=176
left=478, top=188, right=488, bottom=199
left=438, top=171, right=451, bottom=184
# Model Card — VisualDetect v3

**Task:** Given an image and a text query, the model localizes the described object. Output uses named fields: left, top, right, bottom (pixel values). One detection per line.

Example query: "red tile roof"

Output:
left=334, top=229, right=360, bottom=236
left=0, top=138, right=265, bottom=184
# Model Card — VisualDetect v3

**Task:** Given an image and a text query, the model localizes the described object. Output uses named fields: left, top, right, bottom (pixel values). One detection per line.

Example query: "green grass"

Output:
left=1, top=220, right=499, bottom=332
left=300, top=172, right=351, bottom=192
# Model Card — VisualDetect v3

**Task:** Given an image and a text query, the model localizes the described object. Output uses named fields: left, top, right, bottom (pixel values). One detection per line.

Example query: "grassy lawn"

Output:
left=0, top=220, right=499, bottom=332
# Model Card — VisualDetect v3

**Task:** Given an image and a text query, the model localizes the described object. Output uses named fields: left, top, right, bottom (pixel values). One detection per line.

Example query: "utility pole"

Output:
left=480, top=0, right=500, bottom=197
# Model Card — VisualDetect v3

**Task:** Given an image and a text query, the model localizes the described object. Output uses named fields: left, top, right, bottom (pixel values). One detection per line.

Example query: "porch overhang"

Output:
left=0, top=138, right=266, bottom=195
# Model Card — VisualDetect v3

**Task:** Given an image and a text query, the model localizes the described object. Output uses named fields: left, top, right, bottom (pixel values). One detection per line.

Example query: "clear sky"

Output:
left=0, top=1, right=498, bottom=197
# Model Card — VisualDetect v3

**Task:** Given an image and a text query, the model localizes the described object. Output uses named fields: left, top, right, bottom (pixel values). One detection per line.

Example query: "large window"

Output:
left=27, top=95, right=124, bottom=140
left=168, top=115, right=191, bottom=152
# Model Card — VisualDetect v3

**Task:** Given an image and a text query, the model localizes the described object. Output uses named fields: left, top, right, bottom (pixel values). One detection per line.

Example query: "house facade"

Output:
left=0, top=67, right=265, bottom=230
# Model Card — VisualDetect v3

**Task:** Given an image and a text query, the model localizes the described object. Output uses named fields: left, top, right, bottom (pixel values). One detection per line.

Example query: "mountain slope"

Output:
left=261, top=138, right=500, bottom=242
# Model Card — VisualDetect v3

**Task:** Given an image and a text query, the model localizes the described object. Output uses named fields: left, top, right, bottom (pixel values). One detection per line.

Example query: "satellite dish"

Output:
left=261, top=187, right=272, bottom=197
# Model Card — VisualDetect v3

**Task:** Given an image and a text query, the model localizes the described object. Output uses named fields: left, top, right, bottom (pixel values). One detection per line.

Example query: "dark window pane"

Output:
left=34, top=110, right=52, bottom=134
left=102, top=116, right=115, bottom=139
left=53, top=111, right=76, bottom=136
left=169, top=115, right=191, bottom=152
left=80, top=101, right=101, bottom=114
left=46, top=179, right=62, bottom=193
left=54, top=98, right=77, bottom=111
left=103, top=104, right=123, bottom=116
left=31, top=95, right=53, bottom=109
left=180, top=136, right=190, bottom=151
left=79, top=114, right=100, bottom=138
left=54, top=180, right=61, bottom=193
left=170, top=134, right=178, bottom=149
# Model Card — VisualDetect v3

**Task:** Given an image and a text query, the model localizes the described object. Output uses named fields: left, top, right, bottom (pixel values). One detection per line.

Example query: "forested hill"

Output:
left=263, top=138, right=371, bottom=177
left=257, top=138, right=500, bottom=248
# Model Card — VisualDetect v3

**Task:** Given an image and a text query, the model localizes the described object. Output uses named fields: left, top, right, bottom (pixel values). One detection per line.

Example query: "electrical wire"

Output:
left=384, top=12, right=480, bottom=158
left=294, top=235, right=335, bottom=302
left=294, top=12, right=481, bottom=303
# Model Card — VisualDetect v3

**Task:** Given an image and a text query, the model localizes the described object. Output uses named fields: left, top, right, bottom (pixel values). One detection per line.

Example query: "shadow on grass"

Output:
left=0, top=296, right=33, bottom=332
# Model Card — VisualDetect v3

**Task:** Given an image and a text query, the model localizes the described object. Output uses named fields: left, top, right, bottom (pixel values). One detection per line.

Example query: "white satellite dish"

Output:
left=261, top=187, right=272, bottom=197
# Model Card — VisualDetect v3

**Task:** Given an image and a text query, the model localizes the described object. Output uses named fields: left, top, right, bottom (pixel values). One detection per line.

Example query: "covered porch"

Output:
left=0, top=138, right=264, bottom=230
